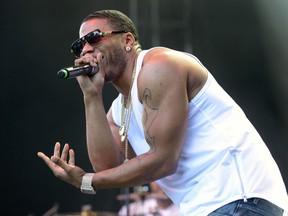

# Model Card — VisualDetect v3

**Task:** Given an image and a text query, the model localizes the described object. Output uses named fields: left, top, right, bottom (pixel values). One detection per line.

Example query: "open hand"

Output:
left=37, top=142, right=86, bottom=188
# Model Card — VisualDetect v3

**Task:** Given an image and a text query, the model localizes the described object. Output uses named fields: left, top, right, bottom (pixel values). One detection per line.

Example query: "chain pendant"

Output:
left=121, top=134, right=126, bottom=142
left=119, top=125, right=125, bottom=136
left=119, top=55, right=139, bottom=162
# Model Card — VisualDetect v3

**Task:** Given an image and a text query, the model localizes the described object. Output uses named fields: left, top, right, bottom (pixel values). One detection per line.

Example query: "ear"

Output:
left=123, top=32, right=135, bottom=48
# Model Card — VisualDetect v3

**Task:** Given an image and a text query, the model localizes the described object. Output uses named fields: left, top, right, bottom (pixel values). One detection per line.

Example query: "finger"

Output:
left=37, top=152, right=57, bottom=170
left=37, top=152, right=47, bottom=160
left=61, top=143, right=70, bottom=161
left=68, top=149, right=75, bottom=166
left=51, top=155, right=70, bottom=173
left=75, top=56, right=93, bottom=66
left=87, top=57, right=96, bottom=68
left=54, top=142, right=61, bottom=157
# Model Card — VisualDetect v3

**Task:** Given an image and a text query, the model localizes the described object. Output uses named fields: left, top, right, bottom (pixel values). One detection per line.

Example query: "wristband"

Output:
left=80, top=173, right=96, bottom=194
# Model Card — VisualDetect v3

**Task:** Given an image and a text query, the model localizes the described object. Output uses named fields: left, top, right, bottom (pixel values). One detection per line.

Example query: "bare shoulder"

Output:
left=137, top=47, right=208, bottom=103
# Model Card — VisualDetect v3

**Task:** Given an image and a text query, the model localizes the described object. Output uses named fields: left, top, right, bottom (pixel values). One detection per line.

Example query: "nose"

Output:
left=81, top=42, right=95, bottom=57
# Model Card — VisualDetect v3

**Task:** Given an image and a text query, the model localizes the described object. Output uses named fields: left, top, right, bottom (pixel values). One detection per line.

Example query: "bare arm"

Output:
left=74, top=55, right=123, bottom=171
left=38, top=49, right=202, bottom=192
left=89, top=50, right=190, bottom=189
left=83, top=94, right=123, bottom=171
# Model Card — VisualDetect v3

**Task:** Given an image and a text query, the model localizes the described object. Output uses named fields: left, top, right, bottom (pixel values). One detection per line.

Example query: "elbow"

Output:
left=160, top=160, right=178, bottom=177
left=92, top=165, right=98, bottom=173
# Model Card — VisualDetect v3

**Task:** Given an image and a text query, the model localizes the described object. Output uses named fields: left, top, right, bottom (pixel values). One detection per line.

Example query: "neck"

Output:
left=113, top=49, right=140, bottom=97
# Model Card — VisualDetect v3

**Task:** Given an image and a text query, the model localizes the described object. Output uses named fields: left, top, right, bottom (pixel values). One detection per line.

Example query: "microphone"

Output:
left=57, top=65, right=99, bottom=79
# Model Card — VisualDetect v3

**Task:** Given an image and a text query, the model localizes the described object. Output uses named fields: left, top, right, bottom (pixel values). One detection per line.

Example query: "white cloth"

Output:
left=111, top=48, right=288, bottom=215
left=118, top=198, right=179, bottom=216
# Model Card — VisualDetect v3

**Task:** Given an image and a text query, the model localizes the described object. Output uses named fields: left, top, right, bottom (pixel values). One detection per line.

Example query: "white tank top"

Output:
left=111, top=49, right=288, bottom=215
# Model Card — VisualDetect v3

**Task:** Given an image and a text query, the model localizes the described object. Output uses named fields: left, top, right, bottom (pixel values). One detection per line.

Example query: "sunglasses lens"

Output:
left=71, top=39, right=83, bottom=57
left=71, top=30, right=102, bottom=58
left=85, top=30, right=102, bottom=45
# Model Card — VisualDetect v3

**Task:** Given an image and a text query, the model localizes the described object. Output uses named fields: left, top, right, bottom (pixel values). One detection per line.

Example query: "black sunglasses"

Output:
left=71, top=29, right=127, bottom=58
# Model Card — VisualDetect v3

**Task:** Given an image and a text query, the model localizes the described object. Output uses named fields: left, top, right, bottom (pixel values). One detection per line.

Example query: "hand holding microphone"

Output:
left=57, top=64, right=99, bottom=79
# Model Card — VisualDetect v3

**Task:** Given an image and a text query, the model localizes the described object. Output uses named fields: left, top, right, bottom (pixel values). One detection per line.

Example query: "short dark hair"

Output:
left=82, top=9, right=140, bottom=44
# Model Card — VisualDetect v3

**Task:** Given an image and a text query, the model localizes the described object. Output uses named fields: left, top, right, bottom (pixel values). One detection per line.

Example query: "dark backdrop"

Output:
left=1, top=0, right=287, bottom=215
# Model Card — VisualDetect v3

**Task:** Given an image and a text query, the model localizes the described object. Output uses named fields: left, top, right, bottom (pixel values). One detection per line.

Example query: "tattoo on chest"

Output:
left=143, top=88, right=159, bottom=150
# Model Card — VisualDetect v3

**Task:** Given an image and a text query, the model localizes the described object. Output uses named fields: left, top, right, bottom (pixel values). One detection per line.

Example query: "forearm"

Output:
left=84, top=95, right=122, bottom=171
left=91, top=151, right=176, bottom=190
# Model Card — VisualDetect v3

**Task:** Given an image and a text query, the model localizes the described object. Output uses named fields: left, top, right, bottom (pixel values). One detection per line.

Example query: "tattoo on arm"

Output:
left=143, top=88, right=159, bottom=151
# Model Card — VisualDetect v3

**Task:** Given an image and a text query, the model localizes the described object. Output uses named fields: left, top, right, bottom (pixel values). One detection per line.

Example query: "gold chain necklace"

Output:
left=119, top=57, right=138, bottom=163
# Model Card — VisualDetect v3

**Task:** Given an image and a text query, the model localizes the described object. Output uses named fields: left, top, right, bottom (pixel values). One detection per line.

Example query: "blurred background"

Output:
left=1, top=0, right=288, bottom=215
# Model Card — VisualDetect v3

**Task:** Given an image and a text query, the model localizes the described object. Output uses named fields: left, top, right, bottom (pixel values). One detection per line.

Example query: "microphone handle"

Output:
left=57, top=65, right=99, bottom=79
